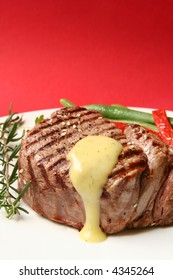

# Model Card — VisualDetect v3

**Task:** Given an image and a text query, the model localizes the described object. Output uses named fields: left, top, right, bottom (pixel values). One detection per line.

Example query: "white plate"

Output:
left=0, top=108, right=173, bottom=260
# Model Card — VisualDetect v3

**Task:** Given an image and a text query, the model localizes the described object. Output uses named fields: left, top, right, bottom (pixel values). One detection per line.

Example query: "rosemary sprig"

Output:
left=0, top=111, right=30, bottom=218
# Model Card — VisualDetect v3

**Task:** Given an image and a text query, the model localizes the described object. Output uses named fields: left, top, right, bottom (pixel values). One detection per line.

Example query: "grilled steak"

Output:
left=18, top=107, right=147, bottom=233
left=18, top=107, right=173, bottom=233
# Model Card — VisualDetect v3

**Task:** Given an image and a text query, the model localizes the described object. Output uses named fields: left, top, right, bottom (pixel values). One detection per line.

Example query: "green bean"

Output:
left=85, top=104, right=173, bottom=126
left=60, top=98, right=173, bottom=127
left=60, top=98, right=76, bottom=107
left=85, top=104, right=155, bottom=123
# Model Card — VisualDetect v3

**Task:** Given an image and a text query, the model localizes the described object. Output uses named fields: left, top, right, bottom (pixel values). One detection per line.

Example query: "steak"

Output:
left=18, top=107, right=173, bottom=234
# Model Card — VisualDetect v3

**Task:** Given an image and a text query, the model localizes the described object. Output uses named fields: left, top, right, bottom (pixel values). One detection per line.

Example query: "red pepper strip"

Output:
left=111, top=121, right=159, bottom=136
left=111, top=121, right=126, bottom=132
left=152, top=109, right=173, bottom=147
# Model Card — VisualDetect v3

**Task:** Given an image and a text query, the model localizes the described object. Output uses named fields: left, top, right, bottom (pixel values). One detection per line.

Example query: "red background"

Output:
left=0, top=0, right=173, bottom=116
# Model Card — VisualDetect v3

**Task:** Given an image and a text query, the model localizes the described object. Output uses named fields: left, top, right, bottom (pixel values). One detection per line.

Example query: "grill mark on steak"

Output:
left=27, top=155, right=37, bottom=187
left=37, top=147, right=66, bottom=165
left=54, top=173, right=68, bottom=189
left=27, top=107, right=97, bottom=137
left=26, top=155, right=44, bottom=214
left=37, top=163, right=56, bottom=191
left=51, top=106, right=90, bottom=118
left=47, top=157, right=66, bottom=171
left=110, top=158, right=147, bottom=179
left=26, top=112, right=104, bottom=149
left=131, top=124, right=166, bottom=149
left=28, top=107, right=88, bottom=137
left=28, top=120, right=54, bottom=136
left=31, top=125, right=89, bottom=154
left=119, top=147, right=142, bottom=160
left=127, top=159, right=147, bottom=170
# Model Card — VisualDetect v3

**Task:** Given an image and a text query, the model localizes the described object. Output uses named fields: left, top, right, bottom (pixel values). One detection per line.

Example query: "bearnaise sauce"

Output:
left=67, top=135, right=122, bottom=242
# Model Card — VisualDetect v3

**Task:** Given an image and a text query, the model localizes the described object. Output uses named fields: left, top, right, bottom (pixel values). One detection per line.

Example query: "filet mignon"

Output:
left=18, top=107, right=173, bottom=233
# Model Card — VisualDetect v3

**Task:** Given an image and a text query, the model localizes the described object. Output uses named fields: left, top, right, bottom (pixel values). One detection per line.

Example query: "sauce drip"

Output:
left=67, top=135, right=122, bottom=242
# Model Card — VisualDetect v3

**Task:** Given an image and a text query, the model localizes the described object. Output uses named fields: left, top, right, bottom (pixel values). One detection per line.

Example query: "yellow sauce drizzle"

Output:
left=67, top=135, right=122, bottom=242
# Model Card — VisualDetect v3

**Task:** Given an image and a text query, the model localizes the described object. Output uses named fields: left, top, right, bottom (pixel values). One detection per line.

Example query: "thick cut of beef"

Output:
left=18, top=107, right=148, bottom=234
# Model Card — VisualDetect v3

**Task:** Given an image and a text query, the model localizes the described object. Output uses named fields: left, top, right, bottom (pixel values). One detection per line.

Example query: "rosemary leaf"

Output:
left=8, top=143, right=22, bottom=162
left=13, top=182, right=30, bottom=206
left=0, top=110, right=30, bottom=218
left=17, top=206, right=29, bottom=214
left=6, top=123, right=18, bottom=144
left=9, top=161, right=18, bottom=184
left=8, top=185, right=20, bottom=194
left=2, top=113, right=16, bottom=131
